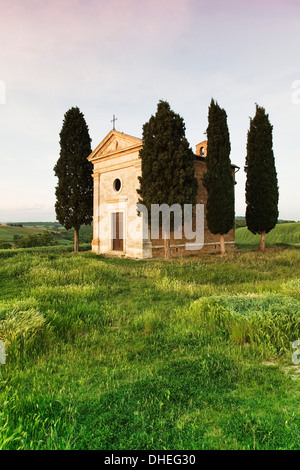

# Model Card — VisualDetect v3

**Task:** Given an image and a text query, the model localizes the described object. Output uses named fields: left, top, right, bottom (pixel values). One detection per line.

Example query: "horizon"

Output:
left=1, top=217, right=299, bottom=225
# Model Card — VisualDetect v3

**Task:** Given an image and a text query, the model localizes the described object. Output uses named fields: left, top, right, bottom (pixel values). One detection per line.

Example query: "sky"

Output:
left=0, top=0, right=299, bottom=222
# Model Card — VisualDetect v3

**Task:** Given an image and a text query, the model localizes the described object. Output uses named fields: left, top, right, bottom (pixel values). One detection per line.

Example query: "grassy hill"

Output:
left=0, top=247, right=299, bottom=449
left=0, top=224, right=45, bottom=242
left=235, top=222, right=300, bottom=249
left=0, top=223, right=93, bottom=248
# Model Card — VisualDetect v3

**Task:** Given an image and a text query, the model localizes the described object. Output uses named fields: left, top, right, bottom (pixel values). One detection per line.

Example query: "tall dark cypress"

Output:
left=137, top=100, right=198, bottom=259
left=54, top=107, right=93, bottom=252
left=245, top=104, right=279, bottom=251
left=203, top=99, right=235, bottom=254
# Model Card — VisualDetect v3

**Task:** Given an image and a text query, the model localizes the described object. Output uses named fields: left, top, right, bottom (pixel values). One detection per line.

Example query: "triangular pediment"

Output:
left=88, top=130, right=142, bottom=162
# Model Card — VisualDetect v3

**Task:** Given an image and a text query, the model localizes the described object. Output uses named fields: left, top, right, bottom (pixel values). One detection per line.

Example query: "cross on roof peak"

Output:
left=111, top=115, right=117, bottom=130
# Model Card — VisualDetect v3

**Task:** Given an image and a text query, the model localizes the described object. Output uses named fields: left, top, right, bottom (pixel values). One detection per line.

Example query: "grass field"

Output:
left=236, top=222, right=300, bottom=249
left=0, top=247, right=299, bottom=450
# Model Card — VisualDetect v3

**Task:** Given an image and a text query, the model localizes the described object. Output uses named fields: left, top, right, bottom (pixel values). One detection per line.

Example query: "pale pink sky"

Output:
left=0, top=0, right=299, bottom=221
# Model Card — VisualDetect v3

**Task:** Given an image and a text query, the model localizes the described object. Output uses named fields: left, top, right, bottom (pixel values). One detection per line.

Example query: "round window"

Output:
left=113, top=178, right=122, bottom=192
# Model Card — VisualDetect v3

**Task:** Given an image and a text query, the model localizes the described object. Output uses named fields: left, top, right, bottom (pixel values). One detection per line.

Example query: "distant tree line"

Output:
left=14, top=231, right=55, bottom=248
left=0, top=240, right=13, bottom=249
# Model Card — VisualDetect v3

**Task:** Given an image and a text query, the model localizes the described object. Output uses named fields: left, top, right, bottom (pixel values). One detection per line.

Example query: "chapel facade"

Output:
left=87, top=129, right=237, bottom=259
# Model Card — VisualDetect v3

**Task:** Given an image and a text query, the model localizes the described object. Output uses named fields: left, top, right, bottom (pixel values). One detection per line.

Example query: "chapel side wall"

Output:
left=149, top=159, right=236, bottom=259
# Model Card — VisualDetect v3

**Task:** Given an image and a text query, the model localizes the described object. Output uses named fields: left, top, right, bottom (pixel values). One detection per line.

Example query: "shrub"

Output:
left=15, top=231, right=55, bottom=248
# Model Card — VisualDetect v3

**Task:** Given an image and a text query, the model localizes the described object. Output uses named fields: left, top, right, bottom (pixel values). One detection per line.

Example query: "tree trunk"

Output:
left=219, top=234, right=225, bottom=255
left=74, top=228, right=79, bottom=252
left=163, top=231, right=171, bottom=260
left=260, top=231, right=266, bottom=252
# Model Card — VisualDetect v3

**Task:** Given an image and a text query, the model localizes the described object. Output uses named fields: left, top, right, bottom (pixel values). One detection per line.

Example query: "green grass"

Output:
left=236, top=222, right=300, bottom=249
left=0, top=247, right=299, bottom=449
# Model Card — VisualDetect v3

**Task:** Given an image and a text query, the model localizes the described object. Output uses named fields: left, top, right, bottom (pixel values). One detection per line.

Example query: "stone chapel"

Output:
left=87, top=129, right=238, bottom=259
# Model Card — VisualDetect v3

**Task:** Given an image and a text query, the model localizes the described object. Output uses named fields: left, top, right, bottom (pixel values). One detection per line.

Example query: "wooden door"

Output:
left=112, top=212, right=124, bottom=251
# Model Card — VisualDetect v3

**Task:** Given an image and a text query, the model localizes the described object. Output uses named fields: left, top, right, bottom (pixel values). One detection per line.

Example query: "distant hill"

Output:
left=0, top=224, right=45, bottom=241
left=1, top=220, right=299, bottom=251
left=235, top=217, right=297, bottom=229
left=235, top=222, right=300, bottom=248
left=0, top=222, right=93, bottom=249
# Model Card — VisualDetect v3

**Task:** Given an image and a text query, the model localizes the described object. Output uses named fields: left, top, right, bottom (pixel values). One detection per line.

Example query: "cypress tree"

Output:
left=203, top=99, right=235, bottom=254
left=245, top=104, right=279, bottom=252
left=137, top=100, right=198, bottom=259
left=54, top=107, right=93, bottom=252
